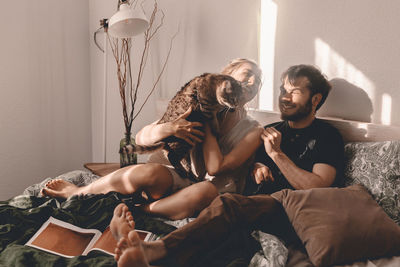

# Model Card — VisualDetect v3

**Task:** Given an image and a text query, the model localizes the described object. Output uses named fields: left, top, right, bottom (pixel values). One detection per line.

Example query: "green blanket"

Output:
left=0, top=193, right=255, bottom=267
left=0, top=193, right=176, bottom=267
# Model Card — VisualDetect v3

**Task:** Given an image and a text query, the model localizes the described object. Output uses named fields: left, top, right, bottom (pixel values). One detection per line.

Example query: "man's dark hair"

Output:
left=281, top=64, right=331, bottom=110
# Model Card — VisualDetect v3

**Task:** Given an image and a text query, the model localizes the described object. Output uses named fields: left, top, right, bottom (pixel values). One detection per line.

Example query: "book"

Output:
left=25, top=216, right=157, bottom=258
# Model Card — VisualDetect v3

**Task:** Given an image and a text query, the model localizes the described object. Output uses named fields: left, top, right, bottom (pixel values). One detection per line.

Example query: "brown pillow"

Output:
left=271, top=185, right=400, bottom=267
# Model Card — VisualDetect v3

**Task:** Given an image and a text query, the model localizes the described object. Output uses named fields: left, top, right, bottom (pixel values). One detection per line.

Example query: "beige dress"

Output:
left=147, top=115, right=260, bottom=193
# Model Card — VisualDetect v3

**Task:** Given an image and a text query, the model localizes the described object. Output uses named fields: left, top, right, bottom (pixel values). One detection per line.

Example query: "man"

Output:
left=249, top=64, right=344, bottom=195
left=109, top=64, right=345, bottom=267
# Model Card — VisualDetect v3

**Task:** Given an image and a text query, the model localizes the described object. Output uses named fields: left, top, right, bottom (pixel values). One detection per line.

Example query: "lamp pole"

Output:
left=103, top=29, right=108, bottom=163
left=98, top=19, right=109, bottom=163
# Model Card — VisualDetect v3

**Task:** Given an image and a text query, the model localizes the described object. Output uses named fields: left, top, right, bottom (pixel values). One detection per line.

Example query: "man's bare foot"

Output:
left=112, top=207, right=168, bottom=266
left=115, top=231, right=151, bottom=267
left=110, top=203, right=135, bottom=242
left=41, top=179, right=82, bottom=199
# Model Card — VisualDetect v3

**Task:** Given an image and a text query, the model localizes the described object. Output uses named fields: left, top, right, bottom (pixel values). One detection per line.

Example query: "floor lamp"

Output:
left=94, top=0, right=149, bottom=163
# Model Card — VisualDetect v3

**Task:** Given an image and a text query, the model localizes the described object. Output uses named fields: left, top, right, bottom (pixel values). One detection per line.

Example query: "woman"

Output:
left=42, top=58, right=263, bottom=220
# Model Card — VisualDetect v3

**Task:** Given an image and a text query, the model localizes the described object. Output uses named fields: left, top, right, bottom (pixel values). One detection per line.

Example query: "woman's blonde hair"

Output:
left=221, top=58, right=262, bottom=80
left=221, top=58, right=263, bottom=108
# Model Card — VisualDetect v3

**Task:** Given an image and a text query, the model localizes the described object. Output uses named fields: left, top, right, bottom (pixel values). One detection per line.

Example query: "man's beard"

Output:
left=280, top=97, right=313, bottom=121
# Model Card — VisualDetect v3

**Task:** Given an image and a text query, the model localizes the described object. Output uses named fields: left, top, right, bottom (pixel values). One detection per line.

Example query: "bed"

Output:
left=0, top=110, right=399, bottom=267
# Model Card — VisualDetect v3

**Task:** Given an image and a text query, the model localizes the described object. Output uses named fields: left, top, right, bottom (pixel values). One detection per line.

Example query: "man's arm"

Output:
left=270, top=152, right=336, bottom=189
left=262, top=127, right=336, bottom=189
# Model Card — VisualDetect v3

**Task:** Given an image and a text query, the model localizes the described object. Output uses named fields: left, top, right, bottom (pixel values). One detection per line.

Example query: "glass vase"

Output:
left=119, top=132, right=137, bottom=168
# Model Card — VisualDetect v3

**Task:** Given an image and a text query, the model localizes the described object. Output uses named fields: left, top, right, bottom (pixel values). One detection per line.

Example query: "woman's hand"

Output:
left=135, top=107, right=204, bottom=146
left=171, top=107, right=204, bottom=146
left=252, top=162, right=274, bottom=184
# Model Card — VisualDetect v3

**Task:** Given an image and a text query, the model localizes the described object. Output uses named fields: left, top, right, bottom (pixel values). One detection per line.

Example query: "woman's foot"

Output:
left=115, top=231, right=150, bottom=267
left=41, top=179, right=82, bottom=199
left=110, top=203, right=135, bottom=241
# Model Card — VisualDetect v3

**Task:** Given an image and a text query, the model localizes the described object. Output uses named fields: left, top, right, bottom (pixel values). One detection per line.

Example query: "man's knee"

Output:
left=209, top=193, right=279, bottom=223
left=205, top=193, right=243, bottom=221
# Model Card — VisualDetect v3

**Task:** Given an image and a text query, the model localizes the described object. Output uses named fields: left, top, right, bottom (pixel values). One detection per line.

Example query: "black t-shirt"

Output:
left=248, top=119, right=344, bottom=195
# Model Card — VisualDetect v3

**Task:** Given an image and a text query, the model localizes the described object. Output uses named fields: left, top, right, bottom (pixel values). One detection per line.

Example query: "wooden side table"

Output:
left=84, top=163, right=120, bottom=176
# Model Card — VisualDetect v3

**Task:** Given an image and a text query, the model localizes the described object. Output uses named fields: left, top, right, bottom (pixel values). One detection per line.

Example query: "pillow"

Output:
left=271, top=185, right=400, bottom=267
left=344, top=141, right=400, bottom=224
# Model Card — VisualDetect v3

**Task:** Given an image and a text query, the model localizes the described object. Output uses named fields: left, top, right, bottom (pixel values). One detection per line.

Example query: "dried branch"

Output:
left=108, top=0, right=173, bottom=134
left=134, top=1, right=160, bottom=101
left=129, top=0, right=164, bottom=130
left=132, top=29, right=177, bottom=122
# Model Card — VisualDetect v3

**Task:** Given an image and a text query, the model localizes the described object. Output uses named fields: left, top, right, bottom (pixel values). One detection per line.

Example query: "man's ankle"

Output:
left=144, top=240, right=168, bottom=263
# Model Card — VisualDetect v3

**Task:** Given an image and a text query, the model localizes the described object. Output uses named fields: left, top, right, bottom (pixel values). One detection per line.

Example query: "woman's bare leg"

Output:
left=142, top=181, right=219, bottom=220
left=41, top=163, right=173, bottom=199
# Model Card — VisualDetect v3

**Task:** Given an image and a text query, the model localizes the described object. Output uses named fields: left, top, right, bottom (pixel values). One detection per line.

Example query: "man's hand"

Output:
left=261, top=127, right=282, bottom=157
left=172, top=107, right=204, bottom=146
left=252, top=162, right=274, bottom=184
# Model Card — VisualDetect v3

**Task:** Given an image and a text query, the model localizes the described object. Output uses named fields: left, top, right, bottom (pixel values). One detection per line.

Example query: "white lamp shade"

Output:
left=108, top=3, right=149, bottom=38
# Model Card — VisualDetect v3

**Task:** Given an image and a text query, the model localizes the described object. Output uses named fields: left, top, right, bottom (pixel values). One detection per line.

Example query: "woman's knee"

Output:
left=186, top=182, right=219, bottom=210
left=119, top=163, right=173, bottom=193
left=142, top=163, right=173, bottom=185
left=142, top=164, right=175, bottom=199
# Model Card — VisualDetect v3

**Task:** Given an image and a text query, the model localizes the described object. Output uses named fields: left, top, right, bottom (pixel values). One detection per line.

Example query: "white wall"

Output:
left=0, top=1, right=92, bottom=199
left=266, top=0, right=400, bottom=126
left=89, top=0, right=260, bottom=163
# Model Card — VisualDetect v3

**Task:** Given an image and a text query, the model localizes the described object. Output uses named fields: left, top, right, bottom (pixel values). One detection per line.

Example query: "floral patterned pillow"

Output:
left=249, top=230, right=288, bottom=267
left=344, top=141, right=400, bottom=225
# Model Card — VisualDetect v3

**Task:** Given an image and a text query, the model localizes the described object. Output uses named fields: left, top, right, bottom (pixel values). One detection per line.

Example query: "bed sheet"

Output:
left=10, top=170, right=399, bottom=267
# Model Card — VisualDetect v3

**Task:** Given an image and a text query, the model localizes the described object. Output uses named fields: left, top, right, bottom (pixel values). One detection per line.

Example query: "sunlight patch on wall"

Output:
left=381, top=93, right=392, bottom=125
left=314, top=38, right=375, bottom=101
left=258, top=0, right=277, bottom=111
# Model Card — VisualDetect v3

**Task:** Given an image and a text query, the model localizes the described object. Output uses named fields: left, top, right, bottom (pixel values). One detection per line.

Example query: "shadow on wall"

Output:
left=318, top=78, right=373, bottom=122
